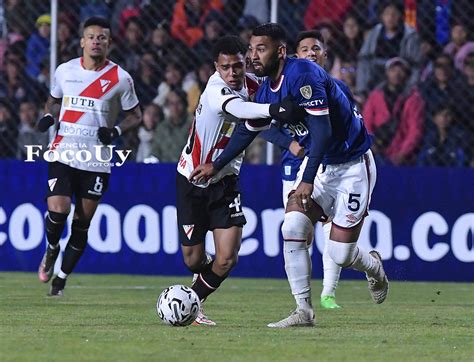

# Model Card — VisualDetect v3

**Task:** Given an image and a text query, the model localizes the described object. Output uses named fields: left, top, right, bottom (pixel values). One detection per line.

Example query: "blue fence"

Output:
left=0, top=160, right=472, bottom=282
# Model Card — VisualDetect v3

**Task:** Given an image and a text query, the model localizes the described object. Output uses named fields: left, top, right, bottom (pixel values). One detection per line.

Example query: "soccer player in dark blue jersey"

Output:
left=190, top=23, right=389, bottom=328
left=260, top=30, right=348, bottom=310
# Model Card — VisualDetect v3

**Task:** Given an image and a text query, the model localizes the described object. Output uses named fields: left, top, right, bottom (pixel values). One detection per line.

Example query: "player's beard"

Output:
left=254, top=51, right=280, bottom=78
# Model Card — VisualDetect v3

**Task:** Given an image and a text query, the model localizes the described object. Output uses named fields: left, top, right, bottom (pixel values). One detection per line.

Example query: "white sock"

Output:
left=350, top=248, right=380, bottom=277
left=321, top=223, right=342, bottom=297
left=58, top=270, right=68, bottom=279
left=284, top=241, right=312, bottom=310
left=327, top=240, right=379, bottom=277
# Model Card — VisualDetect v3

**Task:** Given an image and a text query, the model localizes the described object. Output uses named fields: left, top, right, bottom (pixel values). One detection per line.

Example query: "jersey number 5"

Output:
left=348, top=193, right=361, bottom=211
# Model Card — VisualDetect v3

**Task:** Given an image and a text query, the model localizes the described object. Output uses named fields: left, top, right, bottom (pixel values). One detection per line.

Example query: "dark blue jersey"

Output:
left=264, top=75, right=368, bottom=181
left=255, top=57, right=372, bottom=181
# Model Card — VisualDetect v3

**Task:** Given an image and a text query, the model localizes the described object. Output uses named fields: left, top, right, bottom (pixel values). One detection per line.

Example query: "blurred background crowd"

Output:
left=0, top=0, right=473, bottom=167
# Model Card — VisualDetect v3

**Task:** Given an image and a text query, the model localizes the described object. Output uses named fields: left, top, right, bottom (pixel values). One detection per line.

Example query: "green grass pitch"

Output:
left=0, top=273, right=472, bottom=361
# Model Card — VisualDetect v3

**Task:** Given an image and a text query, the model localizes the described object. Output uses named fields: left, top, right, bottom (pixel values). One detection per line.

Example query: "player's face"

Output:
left=249, top=35, right=284, bottom=78
left=81, top=25, right=111, bottom=60
left=214, top=53, right=246, bottom=90
left=296, top=38, right=326, bottom=67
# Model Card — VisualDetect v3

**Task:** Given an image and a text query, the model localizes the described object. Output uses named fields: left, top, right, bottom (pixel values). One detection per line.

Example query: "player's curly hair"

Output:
left=212, top=35, right=247, bottom=61
left=252, top=23, right=287, bottom=44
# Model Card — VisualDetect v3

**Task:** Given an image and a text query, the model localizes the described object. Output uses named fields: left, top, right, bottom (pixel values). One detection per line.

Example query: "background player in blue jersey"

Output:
left=260, top=30, right=344, bottom=310
left=190, top=23, right=389, bottom=328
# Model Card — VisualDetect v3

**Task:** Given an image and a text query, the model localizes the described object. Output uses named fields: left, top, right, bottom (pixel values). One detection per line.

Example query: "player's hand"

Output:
left=36, top=114, right=55, bottom=133
left=269, top=96, right=306, bottom=123
left=98, top=127, right=120, bottom=145
left=289, top=141, right=304, bottom=158
left=293, top=182, right=314, bottom=212
left=189, top=163, right=217, bottom=184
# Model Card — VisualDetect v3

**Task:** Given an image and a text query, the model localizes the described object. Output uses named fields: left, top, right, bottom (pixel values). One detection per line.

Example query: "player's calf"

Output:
left=38, top=211, right=68, bottom=283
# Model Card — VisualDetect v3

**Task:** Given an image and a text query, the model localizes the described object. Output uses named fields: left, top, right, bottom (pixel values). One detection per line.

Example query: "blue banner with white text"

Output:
left=0, top=160, right=472, bottom=282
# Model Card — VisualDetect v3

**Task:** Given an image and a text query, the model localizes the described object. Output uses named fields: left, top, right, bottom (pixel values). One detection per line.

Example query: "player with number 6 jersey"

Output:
left=36, top=17, right=142, bottom=297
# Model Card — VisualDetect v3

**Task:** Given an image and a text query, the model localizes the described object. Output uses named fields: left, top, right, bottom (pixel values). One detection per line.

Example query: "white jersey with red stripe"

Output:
left=50, top=57, right=139, bottom=173
left=177, top=71, right=260, bottom=188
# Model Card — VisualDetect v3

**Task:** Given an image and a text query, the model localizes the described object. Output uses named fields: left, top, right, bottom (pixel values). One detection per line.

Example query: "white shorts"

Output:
left=282, top=179, right=295, bottom=209
left=293, top=150, right=376, bottom=228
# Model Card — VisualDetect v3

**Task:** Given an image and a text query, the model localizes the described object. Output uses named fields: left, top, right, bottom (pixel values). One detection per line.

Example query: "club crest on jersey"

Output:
left=183, top=224, right=195, bottom=239
left=48, top=178, right=58, bottom=191
left=100, top=79, right=111, bottom=93
left=300, top=85, right=312, bottom=99
left=221, top=87, right=233, bottom=95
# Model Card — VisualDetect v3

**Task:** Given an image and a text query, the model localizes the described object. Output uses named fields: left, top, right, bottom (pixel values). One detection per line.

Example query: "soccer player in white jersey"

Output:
left=176, top=35, right=303, bottom=325
left=36, top=17, right=142, bottom=296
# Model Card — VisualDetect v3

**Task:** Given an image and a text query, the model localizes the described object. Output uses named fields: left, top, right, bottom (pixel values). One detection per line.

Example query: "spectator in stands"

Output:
left=5, top=0, right=36, bottom=39
left=151, top=89, right=192, bottom=162
left=331, top=13, right=364, bottom=78
left=16, top=100, right=48, bottom=160
left=170, top=0, right=223, bottom=48
left=277, top=0, right=307, bottom=44
left=420, top=54, right=460, bottom=119
left=356, top=1, right=421, bottom=96
left=363, top=57, right=425, bottom=165
left=0, top=50, right=45, bottom=108
left=153, top=61, right=199, bottom=116
left=134, top=51, right=160, bottom=107
left=196, top=59, right=214, bottom=92
left=454, top=52, right=474, bottom=166
left=304, top=0, right=353, bottom=31
left=149, top=21, right=176, bottom=77
left=0, top=98, right=18, bottom=158
left=79, top=0, right=111, bottom=23
left=112, top=16, right=145, bottom=74
left=243, top=0, right=268, bottom=24
left=57, top=18, right=79, bottom=63
left=135, top=103, right=164, bottom=162
left=418, top=34, right=441, bottom=82
left=443, top=21, right=474, bottom=73
left=26, top=14, right=51, bottom=79
left=417, top=104, right=468, bottom=167
left=236, top=15, right=260, bottom=45
left=192, top=10, right=224, bottom=60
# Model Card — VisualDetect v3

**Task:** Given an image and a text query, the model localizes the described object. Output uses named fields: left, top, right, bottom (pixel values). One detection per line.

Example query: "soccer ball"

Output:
left=156, top=285, right=201, bottom=326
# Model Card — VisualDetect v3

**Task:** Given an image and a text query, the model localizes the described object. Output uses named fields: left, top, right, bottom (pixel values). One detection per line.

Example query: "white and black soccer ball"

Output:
left=156, top=285, right=201, bottom=326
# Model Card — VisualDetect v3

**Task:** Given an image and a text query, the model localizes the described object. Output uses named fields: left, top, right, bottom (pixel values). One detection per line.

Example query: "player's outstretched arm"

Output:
left=36, top=96, right=61, bottom=132
left=224, top=96, right=305, bottom=123
left=98, top=105, right=142, bottom=145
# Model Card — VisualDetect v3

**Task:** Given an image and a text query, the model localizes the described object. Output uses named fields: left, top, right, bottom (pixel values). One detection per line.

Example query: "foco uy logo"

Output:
left=24, top=143, right=131, bottom=167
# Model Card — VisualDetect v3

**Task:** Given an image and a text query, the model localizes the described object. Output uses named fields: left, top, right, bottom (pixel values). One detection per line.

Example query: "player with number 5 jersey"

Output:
left=36, top=17, right=142, bottom=297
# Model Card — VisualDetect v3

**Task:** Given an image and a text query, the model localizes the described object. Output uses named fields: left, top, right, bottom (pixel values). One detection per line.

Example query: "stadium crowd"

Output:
left=0, top=0, right=473, bottom=167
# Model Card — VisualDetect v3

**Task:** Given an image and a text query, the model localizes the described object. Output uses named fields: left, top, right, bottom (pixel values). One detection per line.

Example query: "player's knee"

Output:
left=184, top=254, right=205, bottom=273
left=46, top=211, right=68, bottom=232
left=281, top=211, right=313, bottom=243
left=47, top=211, right=68, bottom=224
left=70, top=219, right=90, bottom=250
left=327, top=239, right=358, bottom=267
left=214, top=254, right=238, bottom=274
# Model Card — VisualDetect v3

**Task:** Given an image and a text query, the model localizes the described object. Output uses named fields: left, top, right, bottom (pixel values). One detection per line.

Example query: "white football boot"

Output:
left=366, top=250, right=389, bottom=304
left=267, top=308, right=315, bottom=328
